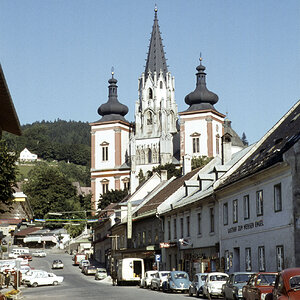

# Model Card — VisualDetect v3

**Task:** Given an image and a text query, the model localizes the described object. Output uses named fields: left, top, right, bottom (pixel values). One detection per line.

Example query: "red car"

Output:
left=265, top=268, right=300, bottom=300
left=18, top=254, right=32, bottom=261
left=242, top=272, right=277, bottom=300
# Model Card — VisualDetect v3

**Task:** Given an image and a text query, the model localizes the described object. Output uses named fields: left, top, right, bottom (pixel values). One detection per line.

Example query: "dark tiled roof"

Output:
left=14, top=226, right=42, bottom=236
left=135, top=168, right=201, bottom=216
left=219, top=100, right=300, bottom=187
left=0, top=64, right=21, bottom=136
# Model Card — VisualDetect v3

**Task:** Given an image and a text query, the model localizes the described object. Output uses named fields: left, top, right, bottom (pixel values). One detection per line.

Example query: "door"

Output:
left=233, top=247, right=240, bottom=272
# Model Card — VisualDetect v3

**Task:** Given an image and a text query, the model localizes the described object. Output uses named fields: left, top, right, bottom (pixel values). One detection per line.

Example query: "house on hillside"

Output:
left=19, top=148, right=38, bottom=162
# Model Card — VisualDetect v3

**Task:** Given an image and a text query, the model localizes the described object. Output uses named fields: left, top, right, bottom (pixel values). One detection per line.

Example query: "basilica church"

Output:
left=90, top=8, right=244, bottom=210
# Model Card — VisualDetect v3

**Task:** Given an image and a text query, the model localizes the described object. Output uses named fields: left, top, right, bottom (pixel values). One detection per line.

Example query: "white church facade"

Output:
left=90, top=8, right=244, bottom=211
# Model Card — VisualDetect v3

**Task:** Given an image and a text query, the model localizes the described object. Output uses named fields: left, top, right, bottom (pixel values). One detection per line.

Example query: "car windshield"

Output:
left=161, top=273, right=169, bottom=277
left=201, top=275, right=207, bottom=281
left=257, top=274, right=276, bottom=286
left=234, top=274, right=252, bottom=283
left=290, top=276, right=300, bottom=289
left=97, top=269, right=106, bottom=273
left=210, top=275, right=227, bottom=281
left=174, top=273, right=188, bottom=279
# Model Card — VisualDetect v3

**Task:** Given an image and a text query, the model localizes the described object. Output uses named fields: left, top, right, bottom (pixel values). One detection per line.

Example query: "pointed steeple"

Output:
left=97, top=69, right=129, bottom=122
left=144, top=6, right=168, bottom=79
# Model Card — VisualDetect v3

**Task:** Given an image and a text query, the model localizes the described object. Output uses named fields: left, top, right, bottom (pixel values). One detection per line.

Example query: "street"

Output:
left=21, top=250, right=225, bottom=300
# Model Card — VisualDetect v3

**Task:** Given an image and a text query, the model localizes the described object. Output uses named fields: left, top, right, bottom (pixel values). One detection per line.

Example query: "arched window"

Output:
left=148, top=148, right=152, bottom=164
left=148, top=88, right=153, bottom=99
left=160, top=81, right=163, bottom=89
left=136, top=150, right=140, bottom=165
left=147, top=111, right=153, bottom=125
left=140, top=149, right=145, bottom=165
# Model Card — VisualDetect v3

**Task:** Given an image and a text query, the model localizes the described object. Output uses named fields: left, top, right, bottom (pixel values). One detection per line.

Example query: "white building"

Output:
left=19, top=148, right=38, bottom=161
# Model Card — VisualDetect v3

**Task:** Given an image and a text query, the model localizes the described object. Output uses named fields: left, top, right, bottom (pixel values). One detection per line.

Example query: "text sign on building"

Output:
left=160, top=242, right=177, bottom=248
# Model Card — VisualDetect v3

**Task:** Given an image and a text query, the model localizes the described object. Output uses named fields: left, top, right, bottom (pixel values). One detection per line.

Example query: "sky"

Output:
left=1, top=0, right=299, bottom=144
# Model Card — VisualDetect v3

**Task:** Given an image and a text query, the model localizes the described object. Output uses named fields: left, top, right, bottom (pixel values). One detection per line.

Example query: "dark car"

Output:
left=223, top=272, right=254, bottom=300
left=83, top=265, right=97, bottom=275
left=162, top=271, right=190, bottom=293
left=189, top=273, right=208, bottom=297
left=242, top=272, right=277, bottom=300
left=265, top=268, right=300, bottom=300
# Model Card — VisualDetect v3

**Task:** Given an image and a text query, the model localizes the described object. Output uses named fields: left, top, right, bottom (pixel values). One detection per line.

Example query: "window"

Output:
left=258, top=246, right=265, bottom=271
left=233, top=199, right=238, bottom=223
left=274, top=183, right=282, bottom=212
left=256, top=190, right=264, bottom=216
left=148, top=88, right=153, bottom=99
left=225, top=250, right=229, bottom=271
left=244, top=195, right=250, bottom=220
left=210, top=207, right=215, bottom=233
left=173, top=219, right=177, bottom=239
left=245, top=248, right=252, bottom=271
left=154, top=229, right=158, bottom=242
left=148, top=148, right=152, bottom=164
left=223, top=203, right=228, bottom=225
left=186, top=216, right=190, bottom=237
left=138, top=232, right=141, bottom=246
left=142, top=231, right=146, bottom=245
left=197, top=212, right=202, bottom=235
left=193, top=137, right=200, bottom=153
left=276, top=245, right=284, bottom=271
left=101, top=143, right=109, bottom=161
left=148, top=230, right=152, bottom=244
left=168, top=220, right=171, bottom=240
left=147, top=111, right=153, bottom=125
left=160, top=81, right=163, bottom=89
left=101, top=181, right=109, bottom=194
left=180, top=218, right=184, bottom=238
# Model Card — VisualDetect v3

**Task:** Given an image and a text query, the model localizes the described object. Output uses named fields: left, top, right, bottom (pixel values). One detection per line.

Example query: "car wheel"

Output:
left=32, top=282, right=38, bottom=288
left=53, top=281, right=58, bottom=286
left=189, top=287, right=193, bottom=296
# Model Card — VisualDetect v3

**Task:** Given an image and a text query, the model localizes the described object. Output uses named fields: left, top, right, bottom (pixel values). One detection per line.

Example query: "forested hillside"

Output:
left=3, top=119, right=91, bottom=166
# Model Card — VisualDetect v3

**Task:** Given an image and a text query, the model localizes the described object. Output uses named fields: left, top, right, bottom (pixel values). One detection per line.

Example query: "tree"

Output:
left=147, top=163, right=181, bottom=179
left=23, top=162, right=82, bottom=220
left=241, top=132, right=249, bottom=146
left=64, top=223, right=85, bottom=238
left=191, top=156, right=213, bottom=170
left=0, top=140, right=18, bottom=213
left=98, top=189, right=128, bottom=210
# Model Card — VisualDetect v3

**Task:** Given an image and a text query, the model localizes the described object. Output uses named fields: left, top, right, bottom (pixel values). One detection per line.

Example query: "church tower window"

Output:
left=160, top=81, right=163, bottom=89
left=147, top=111, right=153, bottom=125
left=148, top=88, right=153, bottom=99
left=101, top=179, right=109, bottom=194
left=148, top=148, right=152, bottom=163
left=192, top=137, right=200, bottom=153
left=216, top=134, right=220, bottom=155
left=100, top=142, right=109, bottom=161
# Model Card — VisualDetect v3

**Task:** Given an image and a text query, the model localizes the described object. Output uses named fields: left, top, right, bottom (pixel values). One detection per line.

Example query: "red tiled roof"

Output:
left=0, top=219, right=22, bottom=225
left=135, top=168, right=201, bottom=216
left=14, top=227, right=42, bottom=236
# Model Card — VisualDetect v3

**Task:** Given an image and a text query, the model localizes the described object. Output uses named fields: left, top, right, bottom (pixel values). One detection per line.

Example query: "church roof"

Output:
left=144, top=7, right=168, bottom=79
left=184, top=57, right=219, bottom=112
left=97, top=71, right=129, bottom=123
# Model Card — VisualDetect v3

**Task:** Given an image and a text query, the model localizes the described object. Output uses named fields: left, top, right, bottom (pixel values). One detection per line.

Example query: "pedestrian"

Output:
left=111, top=269, right=117, bottom=286
left=5, top=272, right=10, bottom=288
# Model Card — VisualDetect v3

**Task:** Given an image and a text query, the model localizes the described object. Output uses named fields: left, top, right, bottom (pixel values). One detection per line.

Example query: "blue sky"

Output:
left=1, top=0, right=299, bottom=144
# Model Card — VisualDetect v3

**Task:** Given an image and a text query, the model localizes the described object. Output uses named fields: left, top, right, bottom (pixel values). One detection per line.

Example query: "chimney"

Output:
left=222, top=133, right=232, bottom=164
left=161, top=170, right=168, bottom=181
left=183, top=154, right=192, bottom=175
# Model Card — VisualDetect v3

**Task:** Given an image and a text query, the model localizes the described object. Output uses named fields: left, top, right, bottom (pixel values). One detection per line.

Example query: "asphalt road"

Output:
left=21, top=250, right=224, bottom=300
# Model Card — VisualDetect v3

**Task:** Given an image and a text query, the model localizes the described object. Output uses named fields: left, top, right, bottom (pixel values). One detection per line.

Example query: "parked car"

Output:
left=223, top=272, right=254, bottom=300
left=150, top=271, right=170, bottom=290
left=52, top=260, right=64, bottom=269
left=189, top=273, right=208, bottom=297
left=24, top=272, right=64, bottom=287
left=203, top=272, right=229, bottom=298
left=140, top=270, right=157, bottom=288
left=79, top=259, right=90, bottom=269
left=265, top=268, right=300, bottom=300
left=242, top=272, right=277, bottom=300
left=22, top=270, right=48, bottom=284
left=95, top=268, right=107, bottom=280
left=32, top=250, right=47, bottom=257
left=162, top=271, right=190, bottom=293
left=83, top=265, right=97, bottom=275
left=18, top=254, right=32, bottom=261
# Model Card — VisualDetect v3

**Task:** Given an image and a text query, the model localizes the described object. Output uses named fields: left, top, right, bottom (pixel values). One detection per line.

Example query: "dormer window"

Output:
left=100, top=142, right=109, bottom=161
left=148, top=88, right=153, bottom=99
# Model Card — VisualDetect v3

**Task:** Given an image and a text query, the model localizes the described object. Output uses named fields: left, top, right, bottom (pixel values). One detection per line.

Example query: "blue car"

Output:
left=162, top=271, right=190, bottom=293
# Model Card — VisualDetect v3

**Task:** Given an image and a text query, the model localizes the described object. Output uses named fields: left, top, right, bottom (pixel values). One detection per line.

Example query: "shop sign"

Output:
left=160, top=242, right=177, bottom=248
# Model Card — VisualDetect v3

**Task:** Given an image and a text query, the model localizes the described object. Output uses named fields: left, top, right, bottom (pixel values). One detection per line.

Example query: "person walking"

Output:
left=4, top=272, right=10, bottom=288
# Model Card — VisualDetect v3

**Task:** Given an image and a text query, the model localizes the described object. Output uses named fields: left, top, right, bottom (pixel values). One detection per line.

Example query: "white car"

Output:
left=32, top=250, right=47, bottom=257
left=22, top=270, right=48, bottom=283
left=24, top=272, right=64, bottom=287
left=150, top=271, right=170, bottom=290
left=203, top=272, right=229, bottom=298
left=140, top=271, right=157, bottom=288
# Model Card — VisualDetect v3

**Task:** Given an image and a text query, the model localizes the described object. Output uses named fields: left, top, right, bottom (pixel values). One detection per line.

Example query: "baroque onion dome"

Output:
left=144, top=6, right=168, bottom=79
left=97, top=71, right=129, bottom=122
left=184, top=57, right=219, bottom=111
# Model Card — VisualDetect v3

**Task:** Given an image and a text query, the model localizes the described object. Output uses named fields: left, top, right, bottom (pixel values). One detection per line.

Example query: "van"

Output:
left=8, top=248, right=30, bottom=258
left=117, top=258, right=144, bottom=285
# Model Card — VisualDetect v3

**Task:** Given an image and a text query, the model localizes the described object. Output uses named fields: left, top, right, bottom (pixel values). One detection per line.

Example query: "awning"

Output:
left=24, top=236, right=42, bottom=243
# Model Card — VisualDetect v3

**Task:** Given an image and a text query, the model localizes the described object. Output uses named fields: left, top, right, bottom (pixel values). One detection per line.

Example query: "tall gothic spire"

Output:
left=144, top=6, right=168, bottom=79
left=97, top=70, right=129, bottom=122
